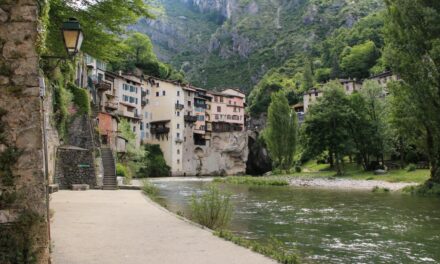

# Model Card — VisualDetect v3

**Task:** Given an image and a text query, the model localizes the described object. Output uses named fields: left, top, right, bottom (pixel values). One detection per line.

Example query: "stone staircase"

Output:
left=101, top=147, right=117, bottom=190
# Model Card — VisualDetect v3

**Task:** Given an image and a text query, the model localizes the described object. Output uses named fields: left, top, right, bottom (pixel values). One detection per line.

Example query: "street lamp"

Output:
left=61, top=18, right=84, bottom=57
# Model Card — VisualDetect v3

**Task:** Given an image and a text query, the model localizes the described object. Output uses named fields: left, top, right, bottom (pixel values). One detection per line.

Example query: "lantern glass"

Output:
left=61, top=18, right=84, bottom=56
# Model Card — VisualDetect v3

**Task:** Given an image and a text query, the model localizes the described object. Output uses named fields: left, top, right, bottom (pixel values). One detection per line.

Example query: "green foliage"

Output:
left=45, top=0, right=153, bottom=61
left=67, top=83, right=90, bottom=115
left=302, top=81, right=354, bottom=175
left=340, top=41, right=380, bottom=79
left=215, top=230, right=301, bottom=264
left=406, top=163, right=416, bottom=172
left=383, top=0, right=440, bottom=184
left=403, top=182, right=440, bottom=197
left=142, top=180, right=159, bottom=197
left=190, top=185, right=233, bottom=230
left=372, top=186, right=390, bottom=193
left=213, top=176, right=289, bottom=186
left=137, top=144, right=171, bottom=177
left=52, top=81, right=73, bottom=140
left=264, top=91, right=297, bottom=170
left=301, top=58, right=314, bottom=92
left=116, top=163, right=128, bottom=177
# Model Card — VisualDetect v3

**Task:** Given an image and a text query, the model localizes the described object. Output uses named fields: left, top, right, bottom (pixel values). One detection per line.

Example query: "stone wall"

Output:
left=68, top=114, right=95, bottom=149
left=55, top=146, right=96, bottom=189
left=183, top=131, right=248, bottom=176
left=0, top=0, right=50, bottom=263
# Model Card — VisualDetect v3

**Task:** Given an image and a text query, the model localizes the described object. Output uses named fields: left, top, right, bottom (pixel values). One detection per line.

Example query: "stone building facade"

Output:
left=0, top=0, right=50, bottom=263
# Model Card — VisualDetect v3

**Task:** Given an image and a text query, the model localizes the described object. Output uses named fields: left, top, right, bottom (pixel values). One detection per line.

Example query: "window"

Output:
left=217, top=106, right=221, bottom=112
left=187, top=91, right=190, bottom=96
left=220, top=97, right=223, bottom=103
left=176, top=111, right=180, bottom=117
left=156, top=92, right=159, bottom=97
left=315, top=92, right=319, bottom=97
left=133, top=126, right=136, bottom=132
left=229, top=100, right=231, bottom=104
left=234, top=107, right=237, bottom=112
left=197, top=115, right=205, bottom=121
left=177, top=91, right=180, bottom=96
left=129, top=97, right=135, bottom=104
left=177, top=124, right=180, bottom=129
left=177, top=133, right=180, bottom=138
left=227, top=115, right=231, bottom=120
left=214, top=96, right=218, bottom=102
left=135, top=98, right=138, bottom=104
left=177, top=149, right=180, bottom=154
left=140, top=122, right=144, bottom=130
left=162, top=91, right=166, bottom=96
left=123, top=95, right=129, bottom=102
left=215, top=114, right=219, bottom=120
left=177, top=159, right=180, bottom=164
left=188, top=101, right=191, bottom=106
left=184, top=137, right=186, bottom=142
left=146, top=89, right=150, bottom=95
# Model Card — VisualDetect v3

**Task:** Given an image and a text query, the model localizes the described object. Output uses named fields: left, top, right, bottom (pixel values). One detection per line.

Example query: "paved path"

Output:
left=51, top=190, right=275, bottom=264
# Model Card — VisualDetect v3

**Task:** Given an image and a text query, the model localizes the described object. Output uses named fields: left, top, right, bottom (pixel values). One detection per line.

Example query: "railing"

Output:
left=184, top=115, right=198, bottom=123
left=95, top=81, right=112, bottom=91
left=141, top=91, right=147, bottom=97
left=175, top=103, right=185, bottom=110
left=150, top=127, right=170, bottom=134
left=175, top=138, right=184, bottom=144
left=142, top=100, right=147, bottom=107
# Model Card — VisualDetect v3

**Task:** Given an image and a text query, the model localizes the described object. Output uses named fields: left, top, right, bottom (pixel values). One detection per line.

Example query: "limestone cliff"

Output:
left=183, top=131, right=248, bottom=176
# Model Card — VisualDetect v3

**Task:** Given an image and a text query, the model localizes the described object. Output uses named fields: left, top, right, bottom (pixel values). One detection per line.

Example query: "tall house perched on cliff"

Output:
left=210, top=88, right=246, bottom=132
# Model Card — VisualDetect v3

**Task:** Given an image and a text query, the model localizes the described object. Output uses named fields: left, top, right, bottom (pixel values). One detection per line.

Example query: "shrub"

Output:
left=137, top=144, right=171, bottom=177
left=67, top=83, right=90, bottom=115
left=190, top=185, right=233, bottom=230
left=142, top=180, right=159, bottom=197
left=215, top=230, right=301, bottom=264
left=406, top=163, right=417, bottom=172
left=372, top=186, right=390, bottom=193
left=116, top=163, right=128, bottom=176
left=403, top=182, right=440, bottom=197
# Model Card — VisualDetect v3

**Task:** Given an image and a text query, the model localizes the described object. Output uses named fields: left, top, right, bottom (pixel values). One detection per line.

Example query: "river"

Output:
left=151, top=179, right=440, bottom=264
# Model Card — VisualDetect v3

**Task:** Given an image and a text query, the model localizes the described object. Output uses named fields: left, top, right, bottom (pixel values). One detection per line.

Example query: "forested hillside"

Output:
left=132, top=0, right=385, bottom=94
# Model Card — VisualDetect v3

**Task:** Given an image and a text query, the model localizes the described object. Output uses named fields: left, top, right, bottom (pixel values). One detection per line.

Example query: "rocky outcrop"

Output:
left=183, top=132, right=248, bottom=176
left=246, top=130, right=272, bottom=175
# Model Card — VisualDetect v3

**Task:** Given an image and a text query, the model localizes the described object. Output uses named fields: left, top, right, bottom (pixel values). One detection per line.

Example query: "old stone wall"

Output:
left=68, top=114, right=94, bottom=149
left=183, top=131, right=248, bottom=176
left=0, top=0, right=50, bottom=263
left=55, top=146, right=96, bottom=189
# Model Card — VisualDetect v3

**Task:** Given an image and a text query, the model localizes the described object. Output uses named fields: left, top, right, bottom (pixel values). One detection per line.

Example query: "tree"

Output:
left=384, top=0, right=440, bottom=184
left=263, top=91, right=297, bottom=170
left=348, top=80, right=390, bottom=170
left=45, top=0, right=153, bottom=61
left=301, top=58, right=314, bottom=92
left=118, top=118, right=144, bottom=162
left=340, top=41, right=380, bottom=79
left=138, top=144, right=171, bottom=177
left=302, top=81, right=354, bottom=175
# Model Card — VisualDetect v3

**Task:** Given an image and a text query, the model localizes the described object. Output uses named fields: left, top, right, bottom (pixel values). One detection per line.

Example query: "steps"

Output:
left=101, top=147, right=117, bottom=190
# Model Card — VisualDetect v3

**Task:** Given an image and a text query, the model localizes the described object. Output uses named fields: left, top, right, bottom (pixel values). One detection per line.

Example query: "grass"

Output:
left=190, top=185, right=233, bottom=230
left=213, top=176, right=289, bottom=186
left=214, top=230, right=301, bottom=264
left=142, top=180, right=159, bottom=198
left=289, top=160, right=430, bottom=184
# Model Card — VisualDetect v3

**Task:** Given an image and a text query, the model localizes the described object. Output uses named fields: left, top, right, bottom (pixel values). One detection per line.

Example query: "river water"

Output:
left=152, top=180, right=440, bottom=264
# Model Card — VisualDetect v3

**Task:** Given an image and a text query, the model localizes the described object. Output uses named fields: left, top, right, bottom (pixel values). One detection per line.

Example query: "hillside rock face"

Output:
left=133, top=0, right=384, bottom=91
left=183, top=131, right=248, bottom=176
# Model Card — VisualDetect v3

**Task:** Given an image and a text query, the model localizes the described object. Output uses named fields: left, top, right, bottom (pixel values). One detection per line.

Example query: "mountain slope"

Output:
left=132, top=0, right=384, bottom=91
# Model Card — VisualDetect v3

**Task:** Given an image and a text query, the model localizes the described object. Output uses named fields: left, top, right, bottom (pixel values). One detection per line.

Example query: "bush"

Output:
left=406, top=163, right=417, bottom=172
left=190, top=185, right=233, bottom=230
left=215, top=230, right=301, bottom=264
left=372, top=186, right=390, bottom=193
left=403, top=182, right=440, bottom=197
left=116, top=163, right=128, bottom=176
left=142, top=180, right=159, bottom=197
left=67, top=83, right=90, bottom=115
left=137, top=144, right=171, bottom=177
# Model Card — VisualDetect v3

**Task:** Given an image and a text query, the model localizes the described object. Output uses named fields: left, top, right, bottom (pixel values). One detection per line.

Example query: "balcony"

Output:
left=96, top=81, right=112, bottom=91
left=150, top=127, right=170, bottom=134
left=175, top=103, right=185, bottom=110
left=141, top=99, right=147, bottom=107
left=184, top=115, right=198, bottom=123
left=175, top=138, right=184, bottom=144
left=105, top=102, right=118, bottom=110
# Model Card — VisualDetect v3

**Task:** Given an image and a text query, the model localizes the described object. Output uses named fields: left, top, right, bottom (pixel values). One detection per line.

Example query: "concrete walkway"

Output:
left=51, top=190, right=275, bottom=264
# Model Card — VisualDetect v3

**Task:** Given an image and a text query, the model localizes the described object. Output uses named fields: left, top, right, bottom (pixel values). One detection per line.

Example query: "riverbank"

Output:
left=51, top=190, right=276, bottom=264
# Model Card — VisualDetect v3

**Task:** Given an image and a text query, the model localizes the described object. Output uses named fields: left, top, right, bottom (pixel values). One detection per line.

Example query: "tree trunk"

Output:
left=329, top=151, right=334, bottom=169
left=399, top=137, right=405, bottom=169
left=335, top=152, right=342, bottom=176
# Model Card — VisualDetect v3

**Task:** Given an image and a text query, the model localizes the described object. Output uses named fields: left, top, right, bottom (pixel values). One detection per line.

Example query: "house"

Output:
left=303, top=88, right=323, bottom=112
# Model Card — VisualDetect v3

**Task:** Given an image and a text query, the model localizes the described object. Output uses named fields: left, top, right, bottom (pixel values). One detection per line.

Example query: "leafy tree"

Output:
left=340, top=41, right=380, bottom=79
left=138, top=144, right=171, bottom=177
left=302, top=81, right=354, bottom=175
left=119, top=118, right=144, bottom=162
left=301, top=58, right=314, bottom=92
left=45, top=0, right=153, bottom=61
left=384, top=0, right=440, bottom=184
left=348, top=80, right=389, bottom=170
left=263, top=91, right=297, bottom=170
